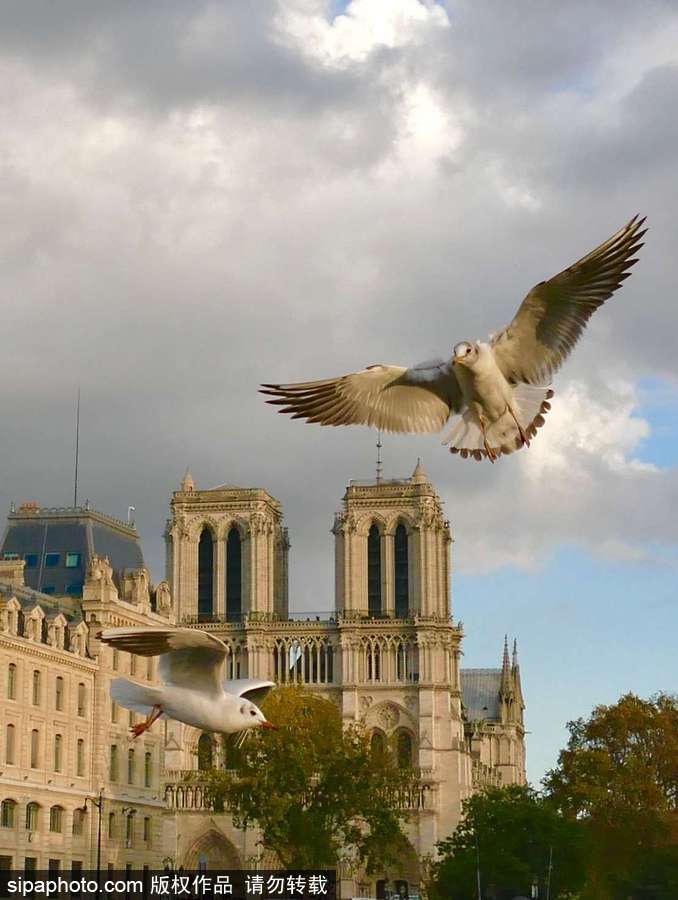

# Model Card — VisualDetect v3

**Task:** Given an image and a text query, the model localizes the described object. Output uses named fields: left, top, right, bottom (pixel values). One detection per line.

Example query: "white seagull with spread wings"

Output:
left=100, top=627, right=277, bottom=738
left=261, top=216, right=646, bottom=461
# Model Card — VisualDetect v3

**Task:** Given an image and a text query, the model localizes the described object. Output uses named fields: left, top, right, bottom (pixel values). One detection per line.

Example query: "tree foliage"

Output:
left=429, top=784, right=586, bottom=900
left=543, top=692, right=678, bottom=898
left=202, top=686, right=415, bottom=871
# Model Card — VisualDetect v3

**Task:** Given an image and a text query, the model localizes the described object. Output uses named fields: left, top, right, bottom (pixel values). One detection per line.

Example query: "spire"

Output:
left=512, top=638, right=519, bottom=670
left=411, top=458, right=428, bottom=483
left=180, top=468, right=195, bottom=492
left=500, top=634, right=511, bottom=694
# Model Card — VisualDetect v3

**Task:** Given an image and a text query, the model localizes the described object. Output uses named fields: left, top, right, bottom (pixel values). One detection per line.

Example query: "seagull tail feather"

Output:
left=111, top=678, right=165, bottom=717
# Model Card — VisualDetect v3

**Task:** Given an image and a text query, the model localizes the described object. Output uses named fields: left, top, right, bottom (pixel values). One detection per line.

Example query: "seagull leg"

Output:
left=478, top=417, right=497, bottom=463
left=508, top=406, right=530, bottom=447
left=131, top=705, right=163, bottom=739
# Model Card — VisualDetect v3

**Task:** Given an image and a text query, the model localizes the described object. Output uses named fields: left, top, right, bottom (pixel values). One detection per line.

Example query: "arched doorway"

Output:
left=183, top=829, right=241, bottom=869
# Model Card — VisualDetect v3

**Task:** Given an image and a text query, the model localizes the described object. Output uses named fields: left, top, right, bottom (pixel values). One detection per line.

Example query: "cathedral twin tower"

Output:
left=162, top=461, right=524, bottom=877
left=167, top=459, right=450, bottom=627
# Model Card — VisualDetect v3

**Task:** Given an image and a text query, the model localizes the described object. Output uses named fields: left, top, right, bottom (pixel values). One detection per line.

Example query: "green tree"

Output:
left=429, top=785, right=586, bottom=900
left=544, top=692, right=678, bottom=899
left=202, top=686, right=415, bottom=871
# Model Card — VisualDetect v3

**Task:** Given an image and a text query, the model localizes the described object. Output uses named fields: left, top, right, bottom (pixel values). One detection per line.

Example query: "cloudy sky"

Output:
left=1, top=0, right=676, bottom=784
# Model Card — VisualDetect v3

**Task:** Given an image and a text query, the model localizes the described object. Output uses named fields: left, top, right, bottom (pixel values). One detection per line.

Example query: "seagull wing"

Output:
left=490, top=215, right=647, bottom=385
left=223, top=678, right=276, bottom=708
left=101, top=627, right=228, bottom=697
left=260, top=359, right=463, bottom=433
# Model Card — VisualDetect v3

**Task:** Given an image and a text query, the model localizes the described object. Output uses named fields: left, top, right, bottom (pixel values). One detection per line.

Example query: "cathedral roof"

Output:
left=461, top=668, right=503, bottom=721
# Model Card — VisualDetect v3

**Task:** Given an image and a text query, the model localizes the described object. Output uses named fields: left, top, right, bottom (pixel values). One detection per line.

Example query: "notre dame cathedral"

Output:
left=0, top=462, right=525, bottom=897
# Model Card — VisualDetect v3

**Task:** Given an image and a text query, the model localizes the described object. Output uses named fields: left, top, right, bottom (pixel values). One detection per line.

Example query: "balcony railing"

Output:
left=164, top=771, right=437, bottom=812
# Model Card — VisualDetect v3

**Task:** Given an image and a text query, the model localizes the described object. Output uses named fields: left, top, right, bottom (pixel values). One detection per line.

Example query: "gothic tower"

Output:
left=165, top=474, right=290, bottom=623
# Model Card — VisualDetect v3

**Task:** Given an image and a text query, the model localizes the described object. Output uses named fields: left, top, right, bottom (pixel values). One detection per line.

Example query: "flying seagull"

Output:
left=100, top=627, right=277, bottom=737
left=261, top=216, right=646, bottom=461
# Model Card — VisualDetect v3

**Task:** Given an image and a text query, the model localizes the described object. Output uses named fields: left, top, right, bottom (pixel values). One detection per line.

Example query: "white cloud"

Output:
left=276, top=0, right=449, bottom=67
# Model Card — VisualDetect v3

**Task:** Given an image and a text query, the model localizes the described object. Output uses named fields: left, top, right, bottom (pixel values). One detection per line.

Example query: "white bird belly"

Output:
left=162, top=688, right=240, bottom=734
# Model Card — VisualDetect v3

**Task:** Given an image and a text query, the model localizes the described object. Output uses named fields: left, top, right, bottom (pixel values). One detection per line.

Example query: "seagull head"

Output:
left=239, top=700, right=278, bottom=731
left=453, top=341, right=478, bottom=367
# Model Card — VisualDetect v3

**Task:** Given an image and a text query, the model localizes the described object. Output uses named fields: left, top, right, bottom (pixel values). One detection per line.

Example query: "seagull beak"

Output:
left=260, top=721, right=278, bottom=730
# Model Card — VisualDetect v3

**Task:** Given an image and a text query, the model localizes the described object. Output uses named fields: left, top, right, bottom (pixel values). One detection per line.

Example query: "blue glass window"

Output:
left=65, top=553, right=81, bottom=568
left=24, top=554, right=38, bottom=568
left=44, top=554, right=60, bottom=568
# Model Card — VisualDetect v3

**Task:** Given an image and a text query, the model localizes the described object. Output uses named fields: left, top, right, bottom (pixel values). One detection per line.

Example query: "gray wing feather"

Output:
left=223, top=678, right=275, bottom=708
left=491, top=216, right=646, bottom=385
left=101, top=627, right=227, bottom=696
left=260, top=359, right=463, bottom=433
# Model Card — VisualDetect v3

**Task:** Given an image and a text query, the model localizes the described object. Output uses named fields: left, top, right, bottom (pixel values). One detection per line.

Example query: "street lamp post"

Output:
left=81, top=789, right=104, bottom=891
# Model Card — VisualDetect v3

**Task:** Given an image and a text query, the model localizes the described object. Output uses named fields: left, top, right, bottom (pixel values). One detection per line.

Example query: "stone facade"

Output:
left=0, top=465, right=525, bottom=896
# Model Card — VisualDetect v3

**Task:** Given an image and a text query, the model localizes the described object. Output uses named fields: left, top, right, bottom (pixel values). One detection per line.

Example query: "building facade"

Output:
left=0, top=465, right=525, bottom=895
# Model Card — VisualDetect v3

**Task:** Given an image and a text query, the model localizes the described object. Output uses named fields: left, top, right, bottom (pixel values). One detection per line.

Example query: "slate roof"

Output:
left=1, top=505, right=144, bottom=599
left=461, top=668, right=503, bottom=722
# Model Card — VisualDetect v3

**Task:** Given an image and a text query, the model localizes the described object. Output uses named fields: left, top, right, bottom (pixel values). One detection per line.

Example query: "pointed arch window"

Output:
left=396, top=730, right=413, bottom=769
left=226, top=527, right=242, bottom=622
left=367, top=525, right=382, bottom=617
left=198, top=529, right=214, bottom=621
left=394, top=524, right=409, bottom=618
left=370, top=730, right=386, bottom=756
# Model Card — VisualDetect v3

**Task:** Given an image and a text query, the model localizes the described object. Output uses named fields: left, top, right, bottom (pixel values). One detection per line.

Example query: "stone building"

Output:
left=0, top=465, right=525, bottom=896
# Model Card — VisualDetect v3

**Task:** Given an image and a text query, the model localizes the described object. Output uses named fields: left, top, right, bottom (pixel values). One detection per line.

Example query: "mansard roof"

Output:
left=461, top=668, right=503, bottom=722
left=0, top=504, right=144, bottom=598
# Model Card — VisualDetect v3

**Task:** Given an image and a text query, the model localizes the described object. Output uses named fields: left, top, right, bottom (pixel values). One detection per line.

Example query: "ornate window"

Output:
left=226, top=528, right=242, bottom=622
left=394, top=524, right=409, bottom=618
left=54, top=734, right=63, bottom=772
left=370, top=730, right=386, bottom=756
left=5, top=725, right=15, bottom=765
left=144, top=751, right=152, bottom=787
left=110, top=745, right=118, bottom=781
left=55, top=676, right=64, bottom=711
left=77, top=683, right=86, bottom=717
left=143, top=817, right=151, bottom=843
left=108, top=812, right=115, bottom=839
left=367, top=525, right=382, bottom=617
left=198, top=528, right=214, bottom=621
left=32, top=670, right=41, bottom=705
left=366, top=641, right=381, bottom=682
left=25, top=803, right=39, bottom=831
left=1, top=799, right=16, bottom=828
left=77, top=739, right=85, bottom=777
left=72, top=808, right=85, bottom=836
left=396, top=730, right=413, bottom=769
left=49, top=805, right=63, bottom=833
left=125, top=812, right=135, bottom=846
left=7, top=664, right=16, bottom=700
left=127, top=749, right=135, bottom=784
left=30, top=729, right=39, bottom=768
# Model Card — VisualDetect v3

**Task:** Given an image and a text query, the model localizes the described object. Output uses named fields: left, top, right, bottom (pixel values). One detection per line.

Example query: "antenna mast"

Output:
left=73, top=388, right=81, bottom=507
left=376, top=430, right=383, bottom=483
